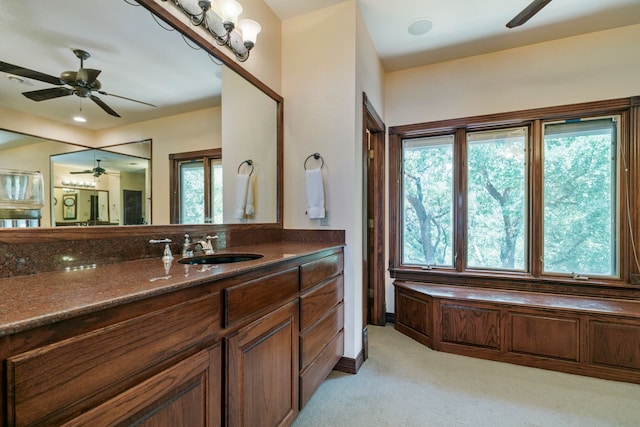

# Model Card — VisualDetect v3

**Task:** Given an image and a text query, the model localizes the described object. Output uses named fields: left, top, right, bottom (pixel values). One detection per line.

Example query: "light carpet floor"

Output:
left=293, top=324, right=640, bottom=427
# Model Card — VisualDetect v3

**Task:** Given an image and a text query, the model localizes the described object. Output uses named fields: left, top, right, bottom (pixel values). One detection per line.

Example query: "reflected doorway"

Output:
left=123, top=190, right=143, bottom=225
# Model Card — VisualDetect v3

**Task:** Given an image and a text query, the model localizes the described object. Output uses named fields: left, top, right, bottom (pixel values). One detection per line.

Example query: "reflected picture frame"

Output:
left=62, top=194, right=77, bottom=220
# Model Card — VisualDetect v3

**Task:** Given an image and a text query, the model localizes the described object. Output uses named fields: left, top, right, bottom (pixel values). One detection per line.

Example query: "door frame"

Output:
left=362, top=92, right=386, bottom=341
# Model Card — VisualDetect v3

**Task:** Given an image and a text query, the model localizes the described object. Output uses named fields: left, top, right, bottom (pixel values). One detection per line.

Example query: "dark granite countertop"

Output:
left=0, top=241, right=343, bottom=337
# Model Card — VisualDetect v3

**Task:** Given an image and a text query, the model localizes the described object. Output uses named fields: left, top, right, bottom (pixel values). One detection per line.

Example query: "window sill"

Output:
left=389, top=267, right=639, bottom=299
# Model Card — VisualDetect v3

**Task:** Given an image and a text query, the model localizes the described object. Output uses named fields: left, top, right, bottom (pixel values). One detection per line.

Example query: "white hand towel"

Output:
left=305, top=168, right=325, bottom=219
left=245, top=175, right=255, bottom=216
left=234, top=173, right=249, bottom=219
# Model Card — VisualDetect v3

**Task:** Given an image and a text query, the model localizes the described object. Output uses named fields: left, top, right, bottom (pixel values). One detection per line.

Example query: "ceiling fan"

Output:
left=506, top=0, right=553, bottom=28
left=0, top=49, right=155, bottom=118
left=70, top=159, right=111, bottom=178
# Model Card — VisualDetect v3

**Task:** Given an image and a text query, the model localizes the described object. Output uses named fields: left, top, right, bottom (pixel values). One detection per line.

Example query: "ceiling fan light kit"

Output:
left=163, top=0, right=261, bottom=62
left=0, top=48, right=156, bottom=119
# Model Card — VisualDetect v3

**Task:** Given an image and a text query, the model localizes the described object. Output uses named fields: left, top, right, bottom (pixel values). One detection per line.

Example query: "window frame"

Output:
left=389, top=96, right=639, bottom=295
left=169, top=148, right=222, bottom=224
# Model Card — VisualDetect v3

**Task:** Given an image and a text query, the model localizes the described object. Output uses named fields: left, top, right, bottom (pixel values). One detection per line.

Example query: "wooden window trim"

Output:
left=389, top=96, right=640, bottom=299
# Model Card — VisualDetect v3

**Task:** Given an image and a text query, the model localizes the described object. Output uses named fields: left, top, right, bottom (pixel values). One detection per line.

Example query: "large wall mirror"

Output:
left=0, top=0, right=281, bottom=231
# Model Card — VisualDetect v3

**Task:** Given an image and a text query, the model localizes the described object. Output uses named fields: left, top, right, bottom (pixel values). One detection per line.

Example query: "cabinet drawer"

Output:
left=300, top=275, right=344, bottom=332
left=61, top=346, right=221, bottom=427
left=300, top=253, right=343, bottom=291
left=6, top=294, right=220, bottom=427
left=300, top=302, right=344, bottom=370
left=224, top=267, right=299, bottom=327
left=299, top=330, right=343, bottom=409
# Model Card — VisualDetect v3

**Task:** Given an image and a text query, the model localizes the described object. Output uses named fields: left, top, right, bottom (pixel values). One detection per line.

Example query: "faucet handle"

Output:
left=150, top=238, right=173, bottom=261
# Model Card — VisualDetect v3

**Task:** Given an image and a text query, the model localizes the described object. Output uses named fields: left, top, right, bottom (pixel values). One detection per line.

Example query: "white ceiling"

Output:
left=1, top=0, right=639, bottom=132
left=265, top=0, right=640, bottom=71
left=0, top=0, right=222, bottom=131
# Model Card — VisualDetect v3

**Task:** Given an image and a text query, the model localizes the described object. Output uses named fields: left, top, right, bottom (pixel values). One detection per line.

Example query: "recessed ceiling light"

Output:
left=73, top=116, right=87, bottom=123
left=408, top=17, right=433, bottom=36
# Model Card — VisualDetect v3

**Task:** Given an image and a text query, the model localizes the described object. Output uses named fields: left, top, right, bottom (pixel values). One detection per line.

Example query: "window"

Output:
left=467, top=128, right=527, bottom=271
left=179, top=160, right=205, bottom=224
left=389, top=96, right=637, bottom=288
left=170, top=149, right=222, bottom=224
left=543, top=118, right=618, bottom=277
left=402, top=135, right=454, bottom=267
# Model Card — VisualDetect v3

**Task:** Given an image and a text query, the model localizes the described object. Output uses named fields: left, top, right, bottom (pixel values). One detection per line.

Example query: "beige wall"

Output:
left=0, top=107, right=95, bottom=146
left=97, top=107, right=222, bottom=225
left=384, top=23, right=640, bottom=310
left=222, top=66, right=278, bottom=224
left=282, top=2, right=358, bottom=357
left=282, top=0, right=385, bottom=359
left=386, top=24, right=640, bottom=126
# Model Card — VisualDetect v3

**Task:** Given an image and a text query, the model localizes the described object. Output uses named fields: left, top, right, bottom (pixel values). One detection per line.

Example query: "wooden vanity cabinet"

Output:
left=227, top=301, right=299, bottom=427
left=5, top=286, right=222, bottom=427
left=1, top=247, right=345, bottom=426
left=298, top=253, right=345, bottom=408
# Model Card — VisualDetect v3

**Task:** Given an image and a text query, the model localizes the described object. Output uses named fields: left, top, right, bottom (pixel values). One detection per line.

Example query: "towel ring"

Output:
left=237, top=159, right=254, bottom=176
left=304, top=153, right=324, bottom=170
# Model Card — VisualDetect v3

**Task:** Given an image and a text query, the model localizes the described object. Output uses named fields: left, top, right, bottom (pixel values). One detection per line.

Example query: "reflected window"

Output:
left=170, top=149, right=222, bottom=224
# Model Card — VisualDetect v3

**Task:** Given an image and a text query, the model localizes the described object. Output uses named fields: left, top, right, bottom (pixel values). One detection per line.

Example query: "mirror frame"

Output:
left=0, top=0, right=283, bottom=244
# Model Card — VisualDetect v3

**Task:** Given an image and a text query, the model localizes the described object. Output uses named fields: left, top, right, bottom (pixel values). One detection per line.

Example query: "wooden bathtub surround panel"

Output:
left=509, top=313, right=579, bottom=361
left=61, top=346, right=221, bottom=427
left=227, top=301, right=299, bottom=427
left=300, top=253, right=344, bottom=291
left=394, top=286, right=432, bottom=347
left=6, top=294, right=219, bottom=427
left=439, top=303, right=500, bottom=350
left=224, top=267, right=299, bottom=327
left=299, top=275, right=344, bottom=331
left=589, top=321, right=640, bottom=370
left=394, top=282, right=640, bottom=385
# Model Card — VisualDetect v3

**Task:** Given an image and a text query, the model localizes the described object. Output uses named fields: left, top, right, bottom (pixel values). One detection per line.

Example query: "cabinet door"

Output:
left=61, top=346, right=221, bottom=427
left=227, top=301, right=299, bottom=427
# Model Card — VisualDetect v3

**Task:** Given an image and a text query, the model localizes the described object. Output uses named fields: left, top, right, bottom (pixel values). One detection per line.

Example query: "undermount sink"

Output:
left=178, top=253, right=264, bottom=265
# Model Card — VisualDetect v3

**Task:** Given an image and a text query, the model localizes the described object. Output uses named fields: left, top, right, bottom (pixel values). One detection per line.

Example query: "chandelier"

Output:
left=163, top=0, right=261, bottom=62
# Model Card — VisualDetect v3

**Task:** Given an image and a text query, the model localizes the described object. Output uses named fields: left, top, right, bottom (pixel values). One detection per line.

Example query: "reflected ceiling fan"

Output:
left=506, top=0, right=553, bottom=28
left=70, top=159, right=112, bottom=178
left=0, top=49, right=156, bottom=118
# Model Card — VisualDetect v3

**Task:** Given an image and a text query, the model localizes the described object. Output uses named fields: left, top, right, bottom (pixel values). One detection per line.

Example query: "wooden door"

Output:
left=362, top=93, right=386, bottom=329
left=227, top=301, right=298, bottom=427
left=123, top=189, right=143, bottom=225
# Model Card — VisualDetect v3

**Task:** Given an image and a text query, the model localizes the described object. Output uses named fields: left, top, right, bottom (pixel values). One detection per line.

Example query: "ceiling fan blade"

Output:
left=70, top=170, right=93, bottom=174
left=0, top=61, right=63, bottom=85
left=96, top=90, right=157, bottom=108
left=506, top=0, right=553, bottom=28
left=22, top=87, right=73, bottom=101
left=90, top=95, right=121, bottom=117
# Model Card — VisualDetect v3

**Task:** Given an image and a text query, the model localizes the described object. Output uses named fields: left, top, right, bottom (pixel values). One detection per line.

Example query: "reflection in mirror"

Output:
left=51, top=143, right=151, bottom=226
left=0, top=0, right=281, bottom=230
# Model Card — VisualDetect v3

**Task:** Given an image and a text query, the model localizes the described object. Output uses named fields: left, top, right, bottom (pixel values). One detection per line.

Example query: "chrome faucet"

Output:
left=182, top=233, right=194, bottom=258
left=197, top=235, right=218, bottom=255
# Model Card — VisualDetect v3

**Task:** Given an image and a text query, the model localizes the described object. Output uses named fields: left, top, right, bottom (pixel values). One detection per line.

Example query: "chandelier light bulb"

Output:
left=218, top=0, right=242, bottom=26
left=238, top=19, right=261, bottom=49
